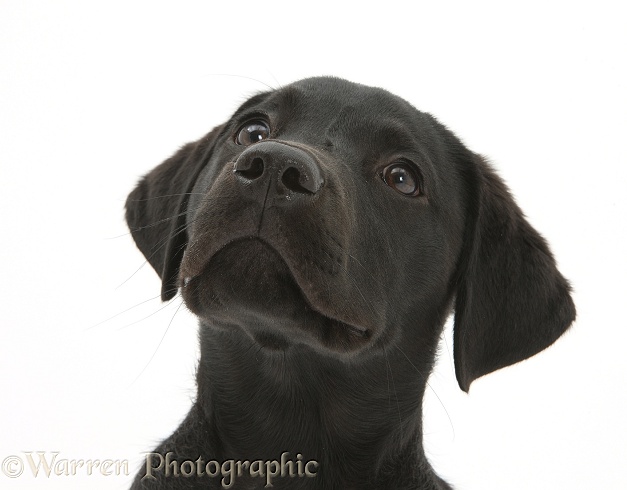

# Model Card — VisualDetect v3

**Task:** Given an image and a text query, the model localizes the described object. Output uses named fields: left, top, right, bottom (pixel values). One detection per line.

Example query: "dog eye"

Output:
left=381, top=162, right=421, bottom=196
left=235, top=120, right=271, bottom=146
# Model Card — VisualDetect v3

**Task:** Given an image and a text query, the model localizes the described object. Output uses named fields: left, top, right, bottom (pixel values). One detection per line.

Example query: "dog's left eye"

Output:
left=235, top=120, right=271, bottom=146
left=381, top=162, right=422, bottom=196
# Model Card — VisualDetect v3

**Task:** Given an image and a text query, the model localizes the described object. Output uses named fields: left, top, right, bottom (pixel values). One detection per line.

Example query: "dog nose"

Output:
left=233, top=141, right=324, bottom=195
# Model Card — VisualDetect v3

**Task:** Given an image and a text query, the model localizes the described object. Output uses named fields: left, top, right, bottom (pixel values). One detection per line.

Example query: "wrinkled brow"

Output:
left=327, top=106, right=420, bottom=153
left=230, top=91, right=273, bottom=119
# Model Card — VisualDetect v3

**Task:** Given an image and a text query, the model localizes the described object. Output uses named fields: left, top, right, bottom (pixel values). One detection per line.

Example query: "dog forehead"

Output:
left=306, top=78, right=414, bottom=120
left=288, top=77, right=393, bottom=105
left=238, top=77, right=433, bottom=152
left=241, top=77, right=417, bottom=130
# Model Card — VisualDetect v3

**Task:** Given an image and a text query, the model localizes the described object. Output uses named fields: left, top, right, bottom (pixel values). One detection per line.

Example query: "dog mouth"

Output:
left=180, top=237, right=371, bottom=351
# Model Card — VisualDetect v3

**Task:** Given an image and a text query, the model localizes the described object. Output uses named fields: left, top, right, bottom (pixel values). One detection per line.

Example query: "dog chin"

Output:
left=180, top=238, right=372, bottom=353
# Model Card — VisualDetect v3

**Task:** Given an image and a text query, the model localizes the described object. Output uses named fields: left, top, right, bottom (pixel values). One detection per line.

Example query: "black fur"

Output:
left=126, top=77, right=575, bottom=489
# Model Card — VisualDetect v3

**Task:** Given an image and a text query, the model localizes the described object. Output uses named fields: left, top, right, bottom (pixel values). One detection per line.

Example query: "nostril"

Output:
left=282, top=167, right=315, bottom=195
left=235, top=157, right=264, bottom=180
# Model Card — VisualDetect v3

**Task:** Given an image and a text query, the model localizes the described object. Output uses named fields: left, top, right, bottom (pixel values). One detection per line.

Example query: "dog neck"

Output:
left=192, top=320, right=448, bottom=489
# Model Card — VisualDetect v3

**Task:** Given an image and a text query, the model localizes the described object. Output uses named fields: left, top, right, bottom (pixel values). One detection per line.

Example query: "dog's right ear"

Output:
left=125, top=124, right=225, bottom=301
left=453, top=154, right=576, bottom=392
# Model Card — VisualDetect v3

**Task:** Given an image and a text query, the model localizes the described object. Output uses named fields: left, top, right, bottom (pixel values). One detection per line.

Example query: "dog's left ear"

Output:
left=125, top=125, right=225, bottom=301
left=453, top=155, right=576, bottom=392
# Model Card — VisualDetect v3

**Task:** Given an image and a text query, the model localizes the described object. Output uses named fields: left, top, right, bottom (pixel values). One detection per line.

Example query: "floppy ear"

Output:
left=454, top=155, right=576, bottom=392
left=125, top=124, right=225, bottom=301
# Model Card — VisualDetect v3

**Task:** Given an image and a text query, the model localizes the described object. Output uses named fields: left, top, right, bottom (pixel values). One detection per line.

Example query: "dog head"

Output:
left=126, top=77, right=575, bottom=391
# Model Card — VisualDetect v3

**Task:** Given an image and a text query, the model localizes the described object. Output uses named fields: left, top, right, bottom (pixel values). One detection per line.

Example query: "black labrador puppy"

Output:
left=126, top=77, right=575, bottom=489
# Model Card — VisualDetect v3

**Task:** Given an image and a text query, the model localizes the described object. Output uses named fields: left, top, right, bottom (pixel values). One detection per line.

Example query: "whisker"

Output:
left=130, top=298, right=185, bottom=386
left=345, top=251, right=388, bottom=292
left=319, top=248, right=379, bottom=321
left=86, top=293, right=163, bottom=331
left=383, top=346, right=402, bottom=426
left=114, top=224, right=183, bottom=290
left=115, top=212, right=201, bottom=290
left=440, top=322, right=456, bottom=374
left=106, top=211, right=188, bottom=240
left=117, top=296, right=181, bottom=331
left=265, top=71, right=283, bottom=90
left=124, top=192, right=207, bottom=203
left=203, top=73, right=277, bottom=91
left=393, top=344, right=455, bottom=437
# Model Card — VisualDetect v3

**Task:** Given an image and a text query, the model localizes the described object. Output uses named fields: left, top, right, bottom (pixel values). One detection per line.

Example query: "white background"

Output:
left=1, top=1, right=625, bottom=489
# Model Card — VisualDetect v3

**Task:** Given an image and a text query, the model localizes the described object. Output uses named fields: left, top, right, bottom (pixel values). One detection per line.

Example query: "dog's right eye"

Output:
left=380, top=161, right=422, bottom=197
left=235, top=120, right=271, bottom=146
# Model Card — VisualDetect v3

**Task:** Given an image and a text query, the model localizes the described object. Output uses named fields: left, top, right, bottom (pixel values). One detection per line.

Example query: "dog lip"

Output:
left=180, top=236, right=373, bottom=342
left=324, top=314, right=371, bottom=340
left=179, top=236, right=254, bottom=282
left=345, top=324, right=370, bottom=338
